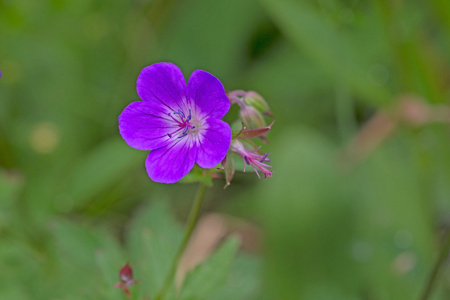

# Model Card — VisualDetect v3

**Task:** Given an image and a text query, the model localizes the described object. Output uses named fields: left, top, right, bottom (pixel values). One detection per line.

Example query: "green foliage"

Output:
left=259, top=129, right=359, bottom=299
left=178, top=166, right=214, bottom=186
left=126, top=200, right=183, bottom=299
left=66, top=137, right=144, bottom=210
left=257, top=129, right=442, bottom=299
left=260, top=0, right=392, bottom=106
left=179, top=237, right=239, bottom=300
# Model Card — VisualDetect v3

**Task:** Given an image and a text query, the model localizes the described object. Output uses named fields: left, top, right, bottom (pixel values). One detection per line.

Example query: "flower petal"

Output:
left=145, top=138, right=196, bottom=183
left=119, top=101, right=174, bottom=150
left=187, top=70, right=230, bottom=120
left=137, top=62, right=187, bottom=111
left=196, top=119, right=231, bottom=168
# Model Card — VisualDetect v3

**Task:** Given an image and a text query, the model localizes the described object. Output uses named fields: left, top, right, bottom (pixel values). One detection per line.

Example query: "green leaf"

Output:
left=0, top=170, right=22, bottom=228
left=0, top=238, right=38, bottom=300
left=259, top=128, right=360, bottom=299
left=126, top=200, right=183, bottom=299
left=47, top=219, right=125, bottom=299
left=160, top=0, right=264, bottom=78
left=65, top=137, right=143, bottom=209
left=347, top=135, right=435, bottom=299
left=96, top=249, right=128, bottom=300
left=257, top=128, right=440, bottom=299
left=210, top=254, right=262, bottom=300
left=179, top=166, right=213, bottom=186
left=260, top=0, right=392, bottom=106
left=179, top=237, right=239, bottom=300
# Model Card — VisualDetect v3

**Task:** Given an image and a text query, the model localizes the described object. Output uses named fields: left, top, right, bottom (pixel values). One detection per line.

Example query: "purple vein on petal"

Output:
left=194, top=85, right=221, bottom=121
left=190, top=72, right=227, bottom=120
left=134, top=126, right=174, bottom=129
left=148, top=91, right=177, bottom=112
left=198, top=131, right=219, bottom=148
left=159, top=82, right=185, bottom=112
left=202, top=89, right=215, bottom=119
left=202, top=127, right=223, bottom=134
left=164, top=140, right=190, bottom=172
left=134, top=134, right=172, bottom=141
left=133, top=106, right=173, bottom=122
left=193, top=88, right=200, bottom=119
left=151, top=138, right=184, bottom=160
left=179, top=141, right=190, bottom=167
left=168, top=139, right=187, bottom=161
left=195, top=87, right=214, bottom=121
left=198, top=140, right=208, bottom=158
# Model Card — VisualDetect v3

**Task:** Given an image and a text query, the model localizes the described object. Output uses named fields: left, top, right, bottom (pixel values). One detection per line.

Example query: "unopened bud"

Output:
left=242, top=91, right=272, bottom=116
left=228, top=90, right=273, bottom=126
left=228, top=90, right=247, bottom=106
left=222, top=155, right=235, bottom=188
left=115, top=263, right=138, bottom=297
left=228, top=89, right=274, bottom=135
left=241, top=105, right=266, bottom=129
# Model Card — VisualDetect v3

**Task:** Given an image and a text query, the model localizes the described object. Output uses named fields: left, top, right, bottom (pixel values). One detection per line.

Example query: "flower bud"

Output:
left=114, top=263, right=138, bottom=297
left=228, top=90, right=246, bottom=106
left=241, top=105, right=266, bottom=129
left=221, top=155, right=235, bottom=188
left=228, top=90, right=273, bottom=130
left=242, top=91, right=272, bottom=117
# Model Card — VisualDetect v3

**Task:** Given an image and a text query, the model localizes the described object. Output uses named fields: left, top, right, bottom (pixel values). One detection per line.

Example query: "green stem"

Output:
left=421, top=229, right=450, bottom=300
left=156, top=182, right=208, bottom=300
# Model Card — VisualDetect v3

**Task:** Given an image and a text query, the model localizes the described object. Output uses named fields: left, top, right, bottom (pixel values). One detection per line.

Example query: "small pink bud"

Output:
left=119, top=263, right=133, bottom=282
left=115, top=263, right=138, bottom=298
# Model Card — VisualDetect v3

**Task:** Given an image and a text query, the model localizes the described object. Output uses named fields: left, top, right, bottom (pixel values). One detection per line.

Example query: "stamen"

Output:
left=167, top=108, right=194, bottom=139
left=167, top=126, right=184, bottom=138
left=182, top=125, right=189, bottom=135
left=167, top=112, right=180, bottom=123
left=186, top=109, right=192, bottom=122
left=253, top=167, right=261, bottom=179
left=173, top=110, right=185, bottom=119
left=244, top=156, right=251, bottom=165
left=260, top=153, right=269, bottom=162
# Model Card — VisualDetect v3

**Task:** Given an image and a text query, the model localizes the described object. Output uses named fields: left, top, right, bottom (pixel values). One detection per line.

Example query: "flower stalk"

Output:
left=156, top=182, right=208, bottom=300
left=420, top=228, right=450, bottom=300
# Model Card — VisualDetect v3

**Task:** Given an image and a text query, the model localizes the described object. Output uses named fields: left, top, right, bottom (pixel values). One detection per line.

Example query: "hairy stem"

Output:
left=421, top=228, right=450, bottom=300
left=156, top=182, right=208, bottom=300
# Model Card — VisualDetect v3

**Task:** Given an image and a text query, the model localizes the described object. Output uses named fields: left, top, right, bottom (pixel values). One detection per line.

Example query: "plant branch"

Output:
left=155, top=182, right=208, bottom=300
left=420, top=228, right=450, bottom=300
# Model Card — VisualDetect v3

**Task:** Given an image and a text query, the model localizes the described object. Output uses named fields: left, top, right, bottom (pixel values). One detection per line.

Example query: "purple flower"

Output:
left=119, top=63, right=231, bottom=183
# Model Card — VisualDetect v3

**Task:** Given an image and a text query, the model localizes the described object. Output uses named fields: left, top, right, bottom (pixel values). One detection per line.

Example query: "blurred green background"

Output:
left=1, top=0, right=450, bottom=299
